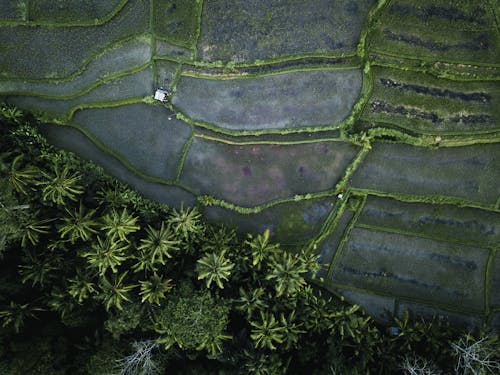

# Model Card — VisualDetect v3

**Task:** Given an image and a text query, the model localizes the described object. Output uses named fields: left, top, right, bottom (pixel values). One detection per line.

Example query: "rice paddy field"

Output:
left=1, top=0, right=499, bottom=330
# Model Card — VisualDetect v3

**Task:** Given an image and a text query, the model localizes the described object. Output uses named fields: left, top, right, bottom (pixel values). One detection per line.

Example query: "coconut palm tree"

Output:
left=168, top=206, right=204, bottom=242
left=196, top=250, right=234, bottom=289
left=58, top=202, right=98, bottom=244
left=67, top=270, right=96, bottom=304
left=38, top=163, right=83, bottom=205
left=98, top=271, right=136, bottom=311
left=1, top=154, right=40, bottom=195
left=265, top=251, right=308, bottom=297
left=101, top=207, right=140, bottom=243
left=82, top=236, right=129, bottom=276
left=139, top=273, right=173, bottom=305
left=250, top=311, right=286, bottom=350
left=18, top=251, right=57, bottom=287
left=138, top=222, right=179, bottom=266
left=19, top=211, right=52, bottom=247
left=245, top=229, right=280, bottom=270
left=0, top=301, right=42, bottom=333
left=236, top=287, right=268, bottom=320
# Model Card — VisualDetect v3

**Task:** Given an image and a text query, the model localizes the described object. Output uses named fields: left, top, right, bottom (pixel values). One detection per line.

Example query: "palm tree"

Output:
left=58, top=202, right=98, bottom=244
left=168, top=206, right=204, bottom=242
left=38, top=163, right=83, bottom=205
left=18, top=251, right=56, bottom=287
left=0, top=301, right=42, bottom=333
left=196, top=250, right=234, bottom=289
left=0, top=104, right=23, bottom=124
left=82, top=236, right=129, bottom=276
left=138, top=222, right=179, bottom=266
left=101, top=207, right=140, bottom=242
left=245, top=229, right=280, bottom=270
left=1, top=154, right=40, bottom=195
left=19, top=211, right=52, bottom=247
left=67, top=270, right=96, bottom=304
left=250, top=311, right=286, bottom=350
left=139, top=273, right=173, bottom=305
left=236, top=287, right=268, bottom=320
left=98, top=271, right=136, bottom=311
left=265, top=251, right=308, bottom=297
left=279, top=311, right=305, bottom=350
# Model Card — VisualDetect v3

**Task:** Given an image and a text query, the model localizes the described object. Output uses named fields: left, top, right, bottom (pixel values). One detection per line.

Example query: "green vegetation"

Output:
left=1, top=112, right=499, bottom=374
left=0, top=0, right=500, bottom=372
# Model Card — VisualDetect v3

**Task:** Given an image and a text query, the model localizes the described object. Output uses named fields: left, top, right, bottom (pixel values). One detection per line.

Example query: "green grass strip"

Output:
left=355, top=222, right=496, bottom=250
left=174, top=132, right=194, bottom=182
left=326, top=195, right=367, bottom=280
left=484, top=248, right=497, bottom=317
left=307, top=192, right=351, bottom=254
left=171, top=105, right=344, bottom=137
left=350, top=188, right=500, bottom=213
left=179, top=62, right=361, bottom=80
left=357, top=0, right=390, bottom=60
left=193, top=133, right=343, bottom=146
left=198, top=190, right=338, bottom=214
left=0, top=0, right=128, bottom=27
left=193, top=0, right=204, bottom=58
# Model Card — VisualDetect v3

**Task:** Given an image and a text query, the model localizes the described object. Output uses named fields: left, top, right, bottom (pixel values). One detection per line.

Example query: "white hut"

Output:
left=154, top=88, right=170, bottom=102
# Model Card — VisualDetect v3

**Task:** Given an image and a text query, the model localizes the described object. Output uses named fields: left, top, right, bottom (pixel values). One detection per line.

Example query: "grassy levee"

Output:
left=174, top=133, right=194, bottom=182
left=326, top=195, right=367, bottom=280
left=351, top=188, right=500, bottom=213
left=198, top=190, right=338, bottom=215
left=0, top=0, right=128, bottom=27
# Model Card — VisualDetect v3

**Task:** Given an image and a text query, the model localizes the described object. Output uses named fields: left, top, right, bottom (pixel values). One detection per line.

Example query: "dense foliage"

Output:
left=0, top=105, right=499, bottom=374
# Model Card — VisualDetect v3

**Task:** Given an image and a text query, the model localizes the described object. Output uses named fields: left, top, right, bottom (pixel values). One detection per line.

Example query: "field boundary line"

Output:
left=326, top=195, right=366, bottom=281
left=174, top=133, right=194, bottom=182
left=355, top=222, right=497, bottom=250
left=350, top=188, right=500, bottom=213
left=197, top=190, right=338, bottom=215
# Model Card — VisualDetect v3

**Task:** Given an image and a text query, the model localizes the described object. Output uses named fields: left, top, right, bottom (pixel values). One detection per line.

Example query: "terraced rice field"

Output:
left=1, top=0, right=499, bottom=330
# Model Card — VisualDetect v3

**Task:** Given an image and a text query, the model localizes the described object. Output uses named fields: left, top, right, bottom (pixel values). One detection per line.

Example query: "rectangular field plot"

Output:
left=351, top=142, right=500, bottom=206
left=0, top=37, right=152, bottom=97
left=315, top=208, right=355, bottom=279
left=0, top=2, right=24, bottom=21
left=368, top=0, right=500, bottom=64
left=197, top=0, right=375, bottom=61
left=30, top=0, right=123, bottom=23
left=155, top=40, right=194, bottom=59
left=39, top=123, right=196, bottom=209
left=73, top=103, right=192, bottom=181
left=180, top=137, right=359, bottom=206
left=173, top=69, right=362, bottom=131
left=397, top=301, right=485, bottom=328
left=153, top=0, right=201, bottom=48
left=362, top=66, right=500, bottom=133
left=0, top=0, right=149, bottom=79
left=8, top=67, right=154, bottom=116
left=338, top=289, right=395, bottom=322
left=204, top=197, right=335, bottom=247
left=330, top=227, right=489, bottom=310
left=358, top=196, right=500, bottom=247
